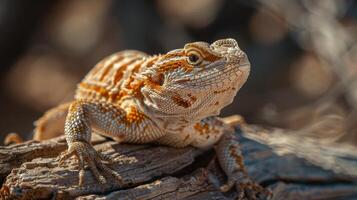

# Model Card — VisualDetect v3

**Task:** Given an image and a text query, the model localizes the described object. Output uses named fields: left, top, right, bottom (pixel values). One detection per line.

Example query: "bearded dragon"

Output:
left=22, top=38, right=268, bottom=199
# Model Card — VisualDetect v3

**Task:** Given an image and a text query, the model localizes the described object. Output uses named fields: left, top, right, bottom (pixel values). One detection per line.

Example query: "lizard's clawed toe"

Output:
left=58, top=149, right=75, bottom=167
left=220, top=180, right=235, bottom=192
left=237, top=182, right=271, bottom=200
left=220, top=172, right=271, bottom=200
left=58, top=141, right=122, bottom=186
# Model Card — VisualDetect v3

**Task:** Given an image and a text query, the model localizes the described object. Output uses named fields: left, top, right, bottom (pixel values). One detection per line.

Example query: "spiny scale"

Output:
left=76, top=51, right=150, bottom=103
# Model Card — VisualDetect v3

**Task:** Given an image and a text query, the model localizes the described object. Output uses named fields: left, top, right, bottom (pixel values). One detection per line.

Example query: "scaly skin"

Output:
left=31, top=39, right=268, bottom=199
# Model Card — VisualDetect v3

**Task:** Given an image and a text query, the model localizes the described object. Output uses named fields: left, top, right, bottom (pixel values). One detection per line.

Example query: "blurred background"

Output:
left=0, top=0, right=356, bottom=145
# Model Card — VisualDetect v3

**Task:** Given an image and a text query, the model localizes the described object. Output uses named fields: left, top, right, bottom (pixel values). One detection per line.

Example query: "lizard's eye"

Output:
left=187, top=51, right=202, bottom=66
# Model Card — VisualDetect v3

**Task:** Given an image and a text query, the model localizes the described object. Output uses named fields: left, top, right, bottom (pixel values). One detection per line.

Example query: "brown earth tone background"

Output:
left=0, top=0, right=356, bottom=146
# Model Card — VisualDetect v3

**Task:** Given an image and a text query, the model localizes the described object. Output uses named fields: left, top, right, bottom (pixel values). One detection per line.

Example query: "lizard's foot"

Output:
left=59, top=141, right=123, bottom=186
left=220, top=172, right=272, bottom=200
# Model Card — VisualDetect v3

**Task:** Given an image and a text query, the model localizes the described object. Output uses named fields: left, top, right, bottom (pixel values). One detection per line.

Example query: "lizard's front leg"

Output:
left=216, top=128, right=271, bottom=200
left=60, top=100, right=124, bottom=186
left=186, top=117, right=269, bottom=199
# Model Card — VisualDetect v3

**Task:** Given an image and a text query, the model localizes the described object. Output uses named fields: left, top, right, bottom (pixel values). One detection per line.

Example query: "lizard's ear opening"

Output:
left=151, top=73, right=165, bottom=86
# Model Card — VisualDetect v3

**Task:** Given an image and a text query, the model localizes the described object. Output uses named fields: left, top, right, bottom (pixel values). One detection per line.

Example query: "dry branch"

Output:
left=1, top=121, right=357, bottom=199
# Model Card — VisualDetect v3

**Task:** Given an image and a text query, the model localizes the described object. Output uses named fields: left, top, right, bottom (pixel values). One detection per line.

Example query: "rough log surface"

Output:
left=1, top=122, right=357, bottom=200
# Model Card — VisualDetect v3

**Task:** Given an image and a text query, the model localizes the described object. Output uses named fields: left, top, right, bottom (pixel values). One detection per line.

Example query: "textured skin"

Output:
left=33, top=39, right=268, bottom=199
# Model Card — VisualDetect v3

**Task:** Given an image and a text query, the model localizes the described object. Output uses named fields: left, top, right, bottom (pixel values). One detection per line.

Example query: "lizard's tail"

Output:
left=4, top=133, right=24, bottom=145
left=4, top=102, right=71, bottom=145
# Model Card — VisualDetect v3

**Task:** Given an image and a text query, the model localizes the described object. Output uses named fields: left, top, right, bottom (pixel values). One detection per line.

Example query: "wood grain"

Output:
left=1, top=123, right=357, bottom=200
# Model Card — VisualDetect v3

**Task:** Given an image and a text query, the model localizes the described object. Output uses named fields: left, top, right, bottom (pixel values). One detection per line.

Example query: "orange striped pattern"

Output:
left=76, top=51, right=148, bottom=102
left=75, top=42, right=224, bottom=104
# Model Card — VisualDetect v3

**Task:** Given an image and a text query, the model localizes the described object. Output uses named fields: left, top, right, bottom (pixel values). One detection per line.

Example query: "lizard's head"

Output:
left=140, top=38, right=250, bottom=120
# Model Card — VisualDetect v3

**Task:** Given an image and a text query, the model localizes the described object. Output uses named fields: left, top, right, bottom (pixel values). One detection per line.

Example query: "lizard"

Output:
left=11, top=38, right=269, bottom=199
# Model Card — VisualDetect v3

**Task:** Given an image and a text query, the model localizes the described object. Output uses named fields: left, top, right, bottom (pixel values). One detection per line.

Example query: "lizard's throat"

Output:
left=137, top=92, right=232, bottom=132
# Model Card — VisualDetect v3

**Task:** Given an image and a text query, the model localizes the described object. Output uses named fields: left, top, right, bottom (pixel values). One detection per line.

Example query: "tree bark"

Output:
left=1, top=118, right=357, bottom=200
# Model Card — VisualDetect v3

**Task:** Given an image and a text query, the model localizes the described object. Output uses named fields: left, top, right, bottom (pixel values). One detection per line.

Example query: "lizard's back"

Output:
left=75, top=50, right=150, bottom=104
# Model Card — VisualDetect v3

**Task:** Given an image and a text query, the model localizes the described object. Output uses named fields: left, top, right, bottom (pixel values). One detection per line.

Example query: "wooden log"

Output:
left=1, top=118, right=357, bottom=199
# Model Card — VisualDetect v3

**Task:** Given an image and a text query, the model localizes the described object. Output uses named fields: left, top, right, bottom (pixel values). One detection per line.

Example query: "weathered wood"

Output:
left=77, top=169, right=228, bottom=200
left=0, top=134, right=107, bottom=181
left=1, top=123, right=357, bottom=200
